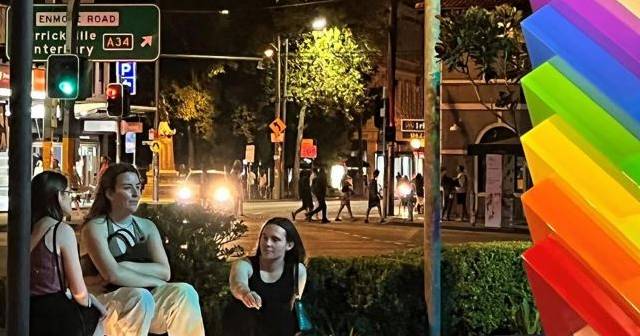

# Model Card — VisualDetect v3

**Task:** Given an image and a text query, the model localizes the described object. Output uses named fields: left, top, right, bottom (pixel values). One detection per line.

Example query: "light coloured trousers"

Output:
left=97, top=282, right=205, bottom=336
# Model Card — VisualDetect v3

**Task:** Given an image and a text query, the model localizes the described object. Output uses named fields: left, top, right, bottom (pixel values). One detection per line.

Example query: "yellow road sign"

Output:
left=269, top=117, right=286, bottom=135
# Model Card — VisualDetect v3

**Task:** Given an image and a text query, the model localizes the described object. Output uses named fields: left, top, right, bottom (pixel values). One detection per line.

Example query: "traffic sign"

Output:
left=6, top=4, right=160, bottom=62
left=116, top=61, right=137, bottom=95
left=245, top=145, right=255, bottom=163
left=270, top=132, right=284, bottom=143
left=269, top=118, right=286, bottom=135
left=125, top=132, right=136, bottom=154
left=120, top=120, right=143, bottom=135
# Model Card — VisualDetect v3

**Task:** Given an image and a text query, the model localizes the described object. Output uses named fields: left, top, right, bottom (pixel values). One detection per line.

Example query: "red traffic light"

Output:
left=106, top=83, right=122, bottom=99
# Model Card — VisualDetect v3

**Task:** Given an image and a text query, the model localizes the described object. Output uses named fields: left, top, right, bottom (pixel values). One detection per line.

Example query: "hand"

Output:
left=241, top=290, right=262, bottom=310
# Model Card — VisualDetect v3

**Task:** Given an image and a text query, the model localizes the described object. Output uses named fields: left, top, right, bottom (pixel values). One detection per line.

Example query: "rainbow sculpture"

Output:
left=520, top=0, right=640, bottom=334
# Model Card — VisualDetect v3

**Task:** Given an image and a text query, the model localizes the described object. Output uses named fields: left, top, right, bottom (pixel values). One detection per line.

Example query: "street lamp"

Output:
left=312, top=16, right=327, bottom=30
left=264, top=48, right=275, bottom=58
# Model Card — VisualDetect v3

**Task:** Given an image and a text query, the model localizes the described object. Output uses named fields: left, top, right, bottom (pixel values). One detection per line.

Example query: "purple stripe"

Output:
left=530, top=0, right=551, bottom=11
left=550, top=0, right=640, bottom=78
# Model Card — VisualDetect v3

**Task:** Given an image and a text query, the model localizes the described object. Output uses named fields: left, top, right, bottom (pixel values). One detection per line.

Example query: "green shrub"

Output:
left=123, top=207, right=538, bottom=336
left=442, top=241, right=540, bottom=335
left=136, top=203, right=247, bottom=335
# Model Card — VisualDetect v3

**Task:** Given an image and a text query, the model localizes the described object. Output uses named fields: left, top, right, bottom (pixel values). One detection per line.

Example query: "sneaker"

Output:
left=321, top=219, right=330, bottom=223
left=335, top=218, right=342, bottom=222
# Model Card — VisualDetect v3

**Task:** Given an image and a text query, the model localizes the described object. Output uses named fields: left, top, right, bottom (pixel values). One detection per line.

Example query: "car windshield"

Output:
left=185, top=171, right=226, bottom=185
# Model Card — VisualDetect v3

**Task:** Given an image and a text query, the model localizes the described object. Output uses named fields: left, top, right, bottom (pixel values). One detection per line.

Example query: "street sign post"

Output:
left=116, top=61, right=137, bottom=95
left=6, top=4, right=160, bottom=62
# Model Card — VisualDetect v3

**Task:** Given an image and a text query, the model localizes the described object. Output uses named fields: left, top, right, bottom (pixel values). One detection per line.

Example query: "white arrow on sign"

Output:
left=141, top=36, right=153, bottom=48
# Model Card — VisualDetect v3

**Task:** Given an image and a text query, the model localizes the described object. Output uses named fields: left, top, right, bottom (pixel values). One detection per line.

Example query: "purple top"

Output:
left=30, top=229, right=63, bottom=296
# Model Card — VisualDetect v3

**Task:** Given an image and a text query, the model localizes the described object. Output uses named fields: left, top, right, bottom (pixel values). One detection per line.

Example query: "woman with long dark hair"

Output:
left=224, top=217, right=308, bottom=336
left=80, top=163, right=205, bottom=336
left=30, top=171, right=105, bottom=336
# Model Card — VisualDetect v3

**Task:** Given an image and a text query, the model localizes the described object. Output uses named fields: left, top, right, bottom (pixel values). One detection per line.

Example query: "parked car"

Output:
left=176, top=169, right=235, bottom=213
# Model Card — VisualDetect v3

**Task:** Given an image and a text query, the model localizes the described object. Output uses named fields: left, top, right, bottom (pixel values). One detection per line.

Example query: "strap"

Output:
left=51, top=220, right=66, bottom=293
left=107, top=229, right=137, bottom=248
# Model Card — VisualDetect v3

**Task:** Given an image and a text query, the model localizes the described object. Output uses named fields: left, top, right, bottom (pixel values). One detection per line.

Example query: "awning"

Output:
left=467, top=137, right=524, bottom=156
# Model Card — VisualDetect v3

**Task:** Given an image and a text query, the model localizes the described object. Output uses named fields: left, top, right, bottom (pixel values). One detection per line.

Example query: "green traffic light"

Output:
left=58, top=80, right=76, bottom=96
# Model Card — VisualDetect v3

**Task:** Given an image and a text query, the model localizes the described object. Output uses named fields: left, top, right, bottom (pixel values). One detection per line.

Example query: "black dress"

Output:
left=223, top=256, right=297, bottom=336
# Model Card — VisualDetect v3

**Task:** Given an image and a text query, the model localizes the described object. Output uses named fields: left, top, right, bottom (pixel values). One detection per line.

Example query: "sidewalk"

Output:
left=384, top=213, right=530, bottom=234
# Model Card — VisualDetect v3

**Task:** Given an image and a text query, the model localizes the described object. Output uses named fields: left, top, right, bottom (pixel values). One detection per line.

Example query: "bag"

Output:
left=293, top=263, right=313, bottom=335
left=30, top=221, right=101, bottom=336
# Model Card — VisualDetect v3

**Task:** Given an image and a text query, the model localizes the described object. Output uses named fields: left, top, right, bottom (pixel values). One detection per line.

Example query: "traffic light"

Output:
left=47, top=54, right=79, bottom=99
left=106, top=83, right=130, bottom=117
left=368, top=87, right=385, bottom=129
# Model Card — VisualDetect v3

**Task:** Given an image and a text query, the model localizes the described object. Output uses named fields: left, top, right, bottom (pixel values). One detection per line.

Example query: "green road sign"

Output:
left=6, top=4, right=160, bottom=62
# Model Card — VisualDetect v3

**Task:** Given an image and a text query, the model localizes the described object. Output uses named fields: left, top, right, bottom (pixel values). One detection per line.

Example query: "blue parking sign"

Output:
left=116, top=61, right=137, bottom=95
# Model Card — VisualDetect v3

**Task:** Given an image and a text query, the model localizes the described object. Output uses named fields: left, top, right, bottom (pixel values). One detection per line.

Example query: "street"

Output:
left=236, top=199, right=531, bottom=257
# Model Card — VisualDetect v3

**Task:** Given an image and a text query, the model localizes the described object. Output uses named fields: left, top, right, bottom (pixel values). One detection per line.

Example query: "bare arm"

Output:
left=229, top=259, right=262, bottom=309
left=58, top=224, right=90, bottom=307
left=82, top=220, right=166, bottom=288
left=117, top=217, right=171, bottom=281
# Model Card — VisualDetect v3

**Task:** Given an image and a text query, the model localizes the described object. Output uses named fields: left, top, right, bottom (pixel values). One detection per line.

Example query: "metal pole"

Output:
left=61, top=0, right=80, bottom=176
left=115, top=117, right=121, bottom=163
left=281, top=38, right=288, bottom=196
left=424, top=0, right=442, bottom=334
left=385, top=0, right=398, bottom=216
left=153, top=59, right=159, bottom=202
left=273, top=35, right=282, bottom=199
left=8, top=0, right=33, bottom=334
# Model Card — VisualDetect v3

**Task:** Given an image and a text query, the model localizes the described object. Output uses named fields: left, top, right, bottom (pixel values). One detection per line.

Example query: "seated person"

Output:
left=81, top=163, right=205, bottom=336
left=223, top=217, right=308, bottom=336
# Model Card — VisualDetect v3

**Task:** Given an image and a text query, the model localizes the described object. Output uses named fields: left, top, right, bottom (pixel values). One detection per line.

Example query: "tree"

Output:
left=436, top=4, right=531, bottom=134
left=288, top=26, right=375, bottom=196
left=161, top=66, right=224, bottom=168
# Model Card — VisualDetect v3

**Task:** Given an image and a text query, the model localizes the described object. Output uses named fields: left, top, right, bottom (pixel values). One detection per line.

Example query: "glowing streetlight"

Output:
left=219, top=9, right=230, bottom=15
left=264, top=48, right=275, bottom=58
left=312, top=17, right=327, bottom=30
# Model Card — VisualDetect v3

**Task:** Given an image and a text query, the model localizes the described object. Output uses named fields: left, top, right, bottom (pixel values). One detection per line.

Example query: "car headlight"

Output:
left=398, top=183, right=412, bottom=197
left=177, top=186, right=194, bottom=201
left=213, top=186, right=231, bottom=202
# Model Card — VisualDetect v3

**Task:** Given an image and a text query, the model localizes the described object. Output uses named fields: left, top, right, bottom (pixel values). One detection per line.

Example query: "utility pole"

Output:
left=385, top=0, right=398, bottom=216
left=8, top=0, right=33, bottom=334
left=423, top=0, right=442, bottom=334
left=273, top=34, right=283, bottom=199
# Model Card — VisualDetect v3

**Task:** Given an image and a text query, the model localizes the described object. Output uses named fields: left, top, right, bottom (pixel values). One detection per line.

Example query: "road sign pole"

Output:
left=115, top=117, right=121, bottom=163
left=273, top=34, right=282, bottom=200
left=7, top=0, right=33, bottom=334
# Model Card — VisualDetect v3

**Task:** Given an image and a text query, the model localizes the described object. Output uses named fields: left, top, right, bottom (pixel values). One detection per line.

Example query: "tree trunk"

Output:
left=357, top=112, right=364, bottom=195
left=292, top=105, right=307, bottom=199
left=187, top=124, right=195, bottom=169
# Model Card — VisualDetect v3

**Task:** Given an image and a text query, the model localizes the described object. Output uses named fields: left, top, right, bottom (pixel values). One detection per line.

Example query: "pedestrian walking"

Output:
left=30, top=171, right=106, bottom=336
left=223, top=217, right=308, bottom=336
left=365, top=169, right=384, bottom=223
left=441, top=168, right=456, bottom=220
left=292, top=170, right=314, bottom=220
left=259, top=172, right=268, bottom=199
left=413, top=173, right=424, bottom=214
left=335, top=174, right=355, bottom=221
left=306, top=167, right=330, bottom=223
left=454, top=164, right=469, bottom=221
left=80, top=163, right=205, bottom=336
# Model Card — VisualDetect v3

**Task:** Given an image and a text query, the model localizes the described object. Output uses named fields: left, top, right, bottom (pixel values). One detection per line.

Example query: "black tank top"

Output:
left=248, top=256, right=297, bottom=336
